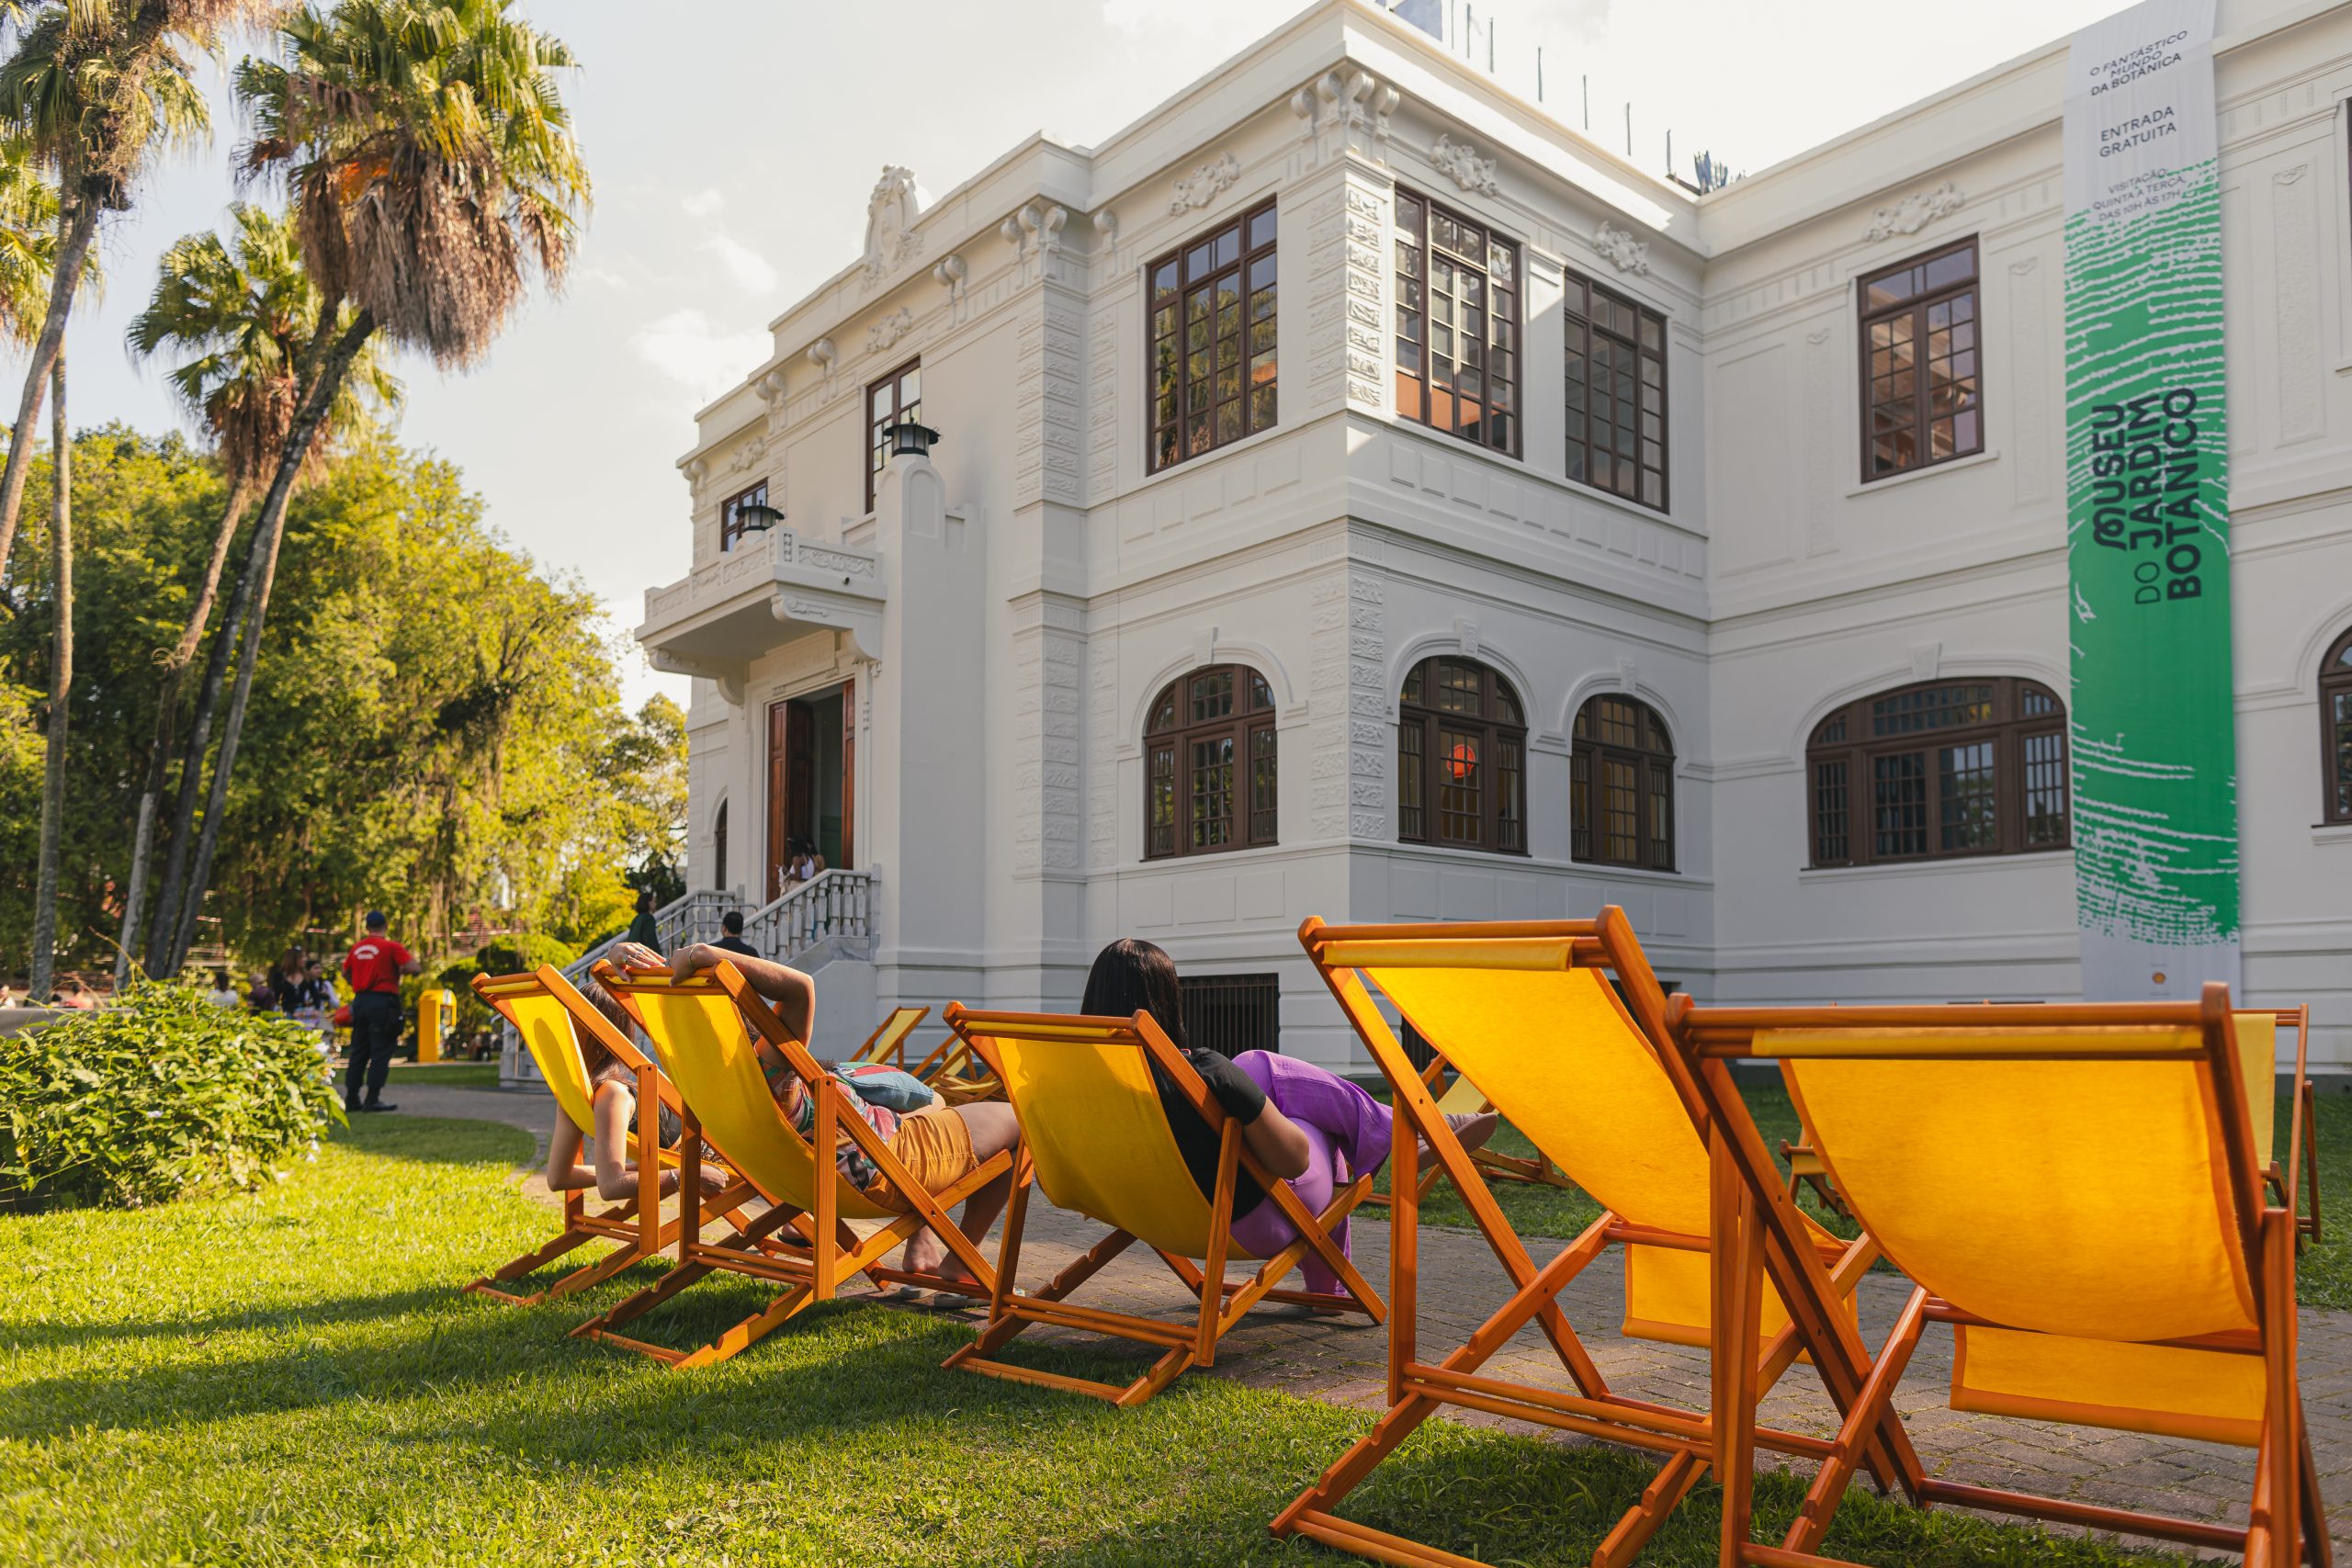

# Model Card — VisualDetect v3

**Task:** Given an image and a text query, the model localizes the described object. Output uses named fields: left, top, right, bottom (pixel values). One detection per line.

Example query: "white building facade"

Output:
left=640, top=0, right=2352, bottom=1069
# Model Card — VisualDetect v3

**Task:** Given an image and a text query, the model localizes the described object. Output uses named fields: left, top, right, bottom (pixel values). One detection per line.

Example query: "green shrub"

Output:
left=0, top=984, right=344, bottom=1210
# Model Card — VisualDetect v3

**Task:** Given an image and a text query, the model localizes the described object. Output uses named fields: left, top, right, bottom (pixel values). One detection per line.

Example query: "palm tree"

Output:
left=119, top=201, right=398, bottom=981
left=0, top=0, right=281, bottom=586
left=153, top=0, right=588, bottom=974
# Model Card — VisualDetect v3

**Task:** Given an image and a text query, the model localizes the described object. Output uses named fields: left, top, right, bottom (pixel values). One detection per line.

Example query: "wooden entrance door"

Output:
left=766, top=699, right=816, bottom=900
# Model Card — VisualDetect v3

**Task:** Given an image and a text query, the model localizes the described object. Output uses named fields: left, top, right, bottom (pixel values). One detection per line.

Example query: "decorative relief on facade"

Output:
left=1594, top=221, right=1652, bottom=276
left=2273, top=163, right=2322, bottom=446
left=1430, top=132, right=1499, bottom=196
left=865, top=307, right=914, bottom=355
left=931, top=253, right=967, bottom=307
left=1085, top=640, right=1119, bottom=869
left=1863, top=181, right=1964, bottom=243
left=1010, top=615, right=1086, bottom=875
left=1169, top=152, right=1241, bottom=214
left=1086, top=295, right=1118, bottom=501
left=1290, top=69, right=1398, bottom=151
left=1345, top=576, right=1387, bottom=840
left=1306, top=573, right=1351, bottom=840
left=861, top=164, right=926, bottom=284
left=805, top=336, right=836, bottom=378
left=1012, top=299, right=1084, bottom=509
left=1092, top=209, right=1117, bottom=257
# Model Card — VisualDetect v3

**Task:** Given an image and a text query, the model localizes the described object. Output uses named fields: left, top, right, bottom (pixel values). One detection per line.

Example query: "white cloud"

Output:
left=705, top=233, right=778, bottom=294
left=630, top=309, right=769, bottom=403
left=680, top=187, right=725, bottom=220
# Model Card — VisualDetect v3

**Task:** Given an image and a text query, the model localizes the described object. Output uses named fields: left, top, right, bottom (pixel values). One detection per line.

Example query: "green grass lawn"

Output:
left=0, top=1116, right=2194, bottom=1566
left=1370, top=1078, right=2352, bottom=1310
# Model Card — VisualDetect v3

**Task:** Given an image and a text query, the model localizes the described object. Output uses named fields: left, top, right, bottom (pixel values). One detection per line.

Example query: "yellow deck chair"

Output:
left=569, top=959, right=1013, bottom=1369
left=848, top=1004, right=929, bottom=1068
left=938, top=1003, right=1385, bottom=1407
left=1365, top=1052, right=1576, bottom=1210
left=1668, top=987, right=2329, bottom=1567
left=903, top=1027, right=1004, bottom=1105
left=1272, top=911, right=1912, bottom=1568
left=463, top=966, right=786, bottom=1306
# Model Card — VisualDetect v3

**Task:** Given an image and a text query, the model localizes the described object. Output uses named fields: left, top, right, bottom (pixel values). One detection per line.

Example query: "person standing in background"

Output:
left=712, top=908, right=757, bottom=958
left=625, top=889, right=660, bottom=949
left=340, top=911, right=420, bottom=1114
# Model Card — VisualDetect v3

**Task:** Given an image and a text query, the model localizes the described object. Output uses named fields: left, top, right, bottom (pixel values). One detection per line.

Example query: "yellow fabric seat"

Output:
left=571, top=960, right=1012, bottom=1370
left=1272, top=914, right=1897, bottom=1568
left=1669, top=993, right=2327, bottom=1567
left=848, top=1004, right=930, bottom=1068
left=939, top=1005, right=1384, bottom=1407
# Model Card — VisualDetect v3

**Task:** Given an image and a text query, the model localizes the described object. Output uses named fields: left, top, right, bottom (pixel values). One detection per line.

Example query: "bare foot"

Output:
left=900, top=1225, right=946, bottom=1278
left=1419, top=1110, right=1498, bottom=1164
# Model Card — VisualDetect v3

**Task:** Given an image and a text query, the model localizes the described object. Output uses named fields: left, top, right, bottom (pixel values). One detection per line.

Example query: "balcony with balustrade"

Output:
left=637, top=526, right=885, bottom=702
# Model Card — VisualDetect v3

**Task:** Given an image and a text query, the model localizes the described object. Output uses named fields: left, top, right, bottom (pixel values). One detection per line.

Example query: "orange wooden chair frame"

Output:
left=1668, top=985, right=2329, bottom=1568
left=462, top=965, right=786, bottom=1307
left=1363, top=1055, right=1576, bottom=1211
left=903, top=1027, right=1004, bottom=1106
left=1272, top=912, right=1917, bottom=1568
left=848, top=1004, right=930, bottom=1068
left=938, top=1002, right=1385, bottom=1407
left=570, top=959, right=1013, bottom=1369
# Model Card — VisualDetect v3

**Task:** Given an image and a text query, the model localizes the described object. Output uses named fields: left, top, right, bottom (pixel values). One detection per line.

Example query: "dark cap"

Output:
left=364, top=910, right=389, bottom=930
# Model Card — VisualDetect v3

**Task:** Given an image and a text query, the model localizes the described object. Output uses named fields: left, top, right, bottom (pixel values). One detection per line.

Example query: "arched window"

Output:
left=2323, top=627, right=2352, bottom=825
left=712, top=799, right=729, bottom=892
left=1807, top=678, right=2068, bottom=867
left=1145, top=665, right=1276, bottom=859
left=1571, top=695, right=1675, bottom=870
left=1397, top=657, right=1525, bottom=853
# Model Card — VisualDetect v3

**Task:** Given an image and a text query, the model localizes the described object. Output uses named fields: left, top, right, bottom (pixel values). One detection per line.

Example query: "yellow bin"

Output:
left=417, top=987, right=453, bottom=1065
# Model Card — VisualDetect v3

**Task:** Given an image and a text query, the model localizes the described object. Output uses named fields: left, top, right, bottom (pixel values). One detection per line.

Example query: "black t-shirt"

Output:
left=1151, top=1045, right=1272, bottom=1220
left=712, top=935, right=758, bottom=957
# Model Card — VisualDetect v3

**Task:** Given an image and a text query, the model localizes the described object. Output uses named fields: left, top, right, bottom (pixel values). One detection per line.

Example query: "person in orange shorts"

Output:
left=612, top=941, right=1020, bottom=1288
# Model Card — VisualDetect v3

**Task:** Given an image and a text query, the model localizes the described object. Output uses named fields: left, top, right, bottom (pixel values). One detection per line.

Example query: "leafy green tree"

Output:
left=0, top=0, right=276, bottom=581
left=123, top=201, right=398, bottom=979
left=608, top=694, right=686, bottom=906
left=153, top=0, right=590, bottom=974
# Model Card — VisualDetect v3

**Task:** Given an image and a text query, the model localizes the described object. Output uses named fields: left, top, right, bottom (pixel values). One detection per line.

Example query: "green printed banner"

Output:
left=2064, top=0, right=2235, bottom=999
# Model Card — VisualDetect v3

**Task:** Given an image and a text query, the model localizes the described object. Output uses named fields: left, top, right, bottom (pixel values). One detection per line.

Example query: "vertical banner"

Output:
left=2064, top=0, right=2235, bottom=1000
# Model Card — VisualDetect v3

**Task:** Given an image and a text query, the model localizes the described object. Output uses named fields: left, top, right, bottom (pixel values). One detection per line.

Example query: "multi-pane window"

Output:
left=865, top=359, right=921, bottom=512
left=2323, top=627, right=2352, bottom=825
left=1564, top=274, right=1668, bottom=512
left=1144, top=665, right=1277, bottom=859
left=1806, top=678, right=2068, bottom=867
left=1571, top=695, right=1675, bottom=871
left=1397, top=656, right=1525, bottom=853
left=1393, top=190, right=1520, bottom=455
left=1148, top=199, right=1278, bottom=472
left=718, top=480, right=769, bottom=554
left=1859, top=238, right=1981, bottom=480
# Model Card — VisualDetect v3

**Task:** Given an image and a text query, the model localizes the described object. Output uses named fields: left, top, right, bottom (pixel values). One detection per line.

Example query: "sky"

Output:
left=53, top=0, right=2129, bottom=711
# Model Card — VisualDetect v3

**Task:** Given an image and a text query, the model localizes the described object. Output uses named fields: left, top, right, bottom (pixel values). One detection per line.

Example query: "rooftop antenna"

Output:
left=1536, top=46, right=1544, bottom=102
left=1624, top=102, right=1633, bottom=157
left=1582, top=74, right=1589, bottom=131
left=1487, top=16, right=1495, bottom=71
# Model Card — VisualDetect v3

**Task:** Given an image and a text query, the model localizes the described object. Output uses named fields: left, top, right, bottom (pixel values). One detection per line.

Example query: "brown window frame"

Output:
left=1858, top=236, right=1983, bottom=482
left=2322, top=626, right=2352, bottom=825
left=1571, top=694, right=1676, bottom=872
left=1147, top=198, right=1278, bottom=473
left=1396, top=656, right=1527, bottom=855
left=1392, top=188, right=1521, bottom=457
left=1806, top=677, right=2069, bottom=869
left=718, top=479, right=769, bottom=554
left=1144, top=664, right=1277, bottom=860
left=865, top=358, right=921, bottom=513
left=1563, top=271, right=1669, bottom=513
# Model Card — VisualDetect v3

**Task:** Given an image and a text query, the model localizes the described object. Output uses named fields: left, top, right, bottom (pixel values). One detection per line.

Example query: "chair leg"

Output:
left=571, top=1203, right=810, bottom=1363
left=463, top=1224, right=612, bottom=1304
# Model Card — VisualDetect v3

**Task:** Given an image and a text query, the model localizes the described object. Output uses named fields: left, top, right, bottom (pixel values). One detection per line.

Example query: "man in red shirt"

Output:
left=340, top=911, right=420, bottom=1113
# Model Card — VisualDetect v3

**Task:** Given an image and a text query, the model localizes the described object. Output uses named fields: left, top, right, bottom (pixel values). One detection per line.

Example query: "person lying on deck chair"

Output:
left=610, top=942, right=1023, bottom=1289
left=1078, top=938, right=1498, bottom=1303
left=543, top=975, right=730, bottom=1203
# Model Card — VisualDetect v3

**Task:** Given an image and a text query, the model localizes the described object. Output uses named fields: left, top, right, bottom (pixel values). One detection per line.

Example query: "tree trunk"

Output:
left=142, top=564, right=248, bottom=976
left=116, top=479, right=252, bottom=986
left=27, top=346, right=68, bottom=999
left=0, top=198, right=97, bottom=587
left=165, top=309, right=377, bottom=974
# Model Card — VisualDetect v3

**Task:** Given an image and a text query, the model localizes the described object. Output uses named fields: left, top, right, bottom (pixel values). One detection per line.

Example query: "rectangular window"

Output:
left=1398, top=723, right=1424, bottom=840
left=1859, top=238, right=1980, bottom=480
left=1937, top=740, right=1998, bottom=852
left=865, top=359, right=922, bottom=512
left=1601, top=757, right=1639, bottom=863
left=1872, top=752, right=1928, bottom=858
left=1148, top=746, right=1177, bottom=858
left=1437, top=728, right=1482, bottom=843
left=1569, top=751, right=1590, bottom=861
left=2023, top=730, right=2068, bottom=847
left=718, top=479, right=769, bottom=554
left=1564, top=273, right=1668, bottom=511
left=1250, top=726, right=1278, bottom=842
left=1148, top=198, right=1277, bottom=473
left=1497, top=736, right=1522, bottom=852
left=1190, top=736, right=1235, bottom=850
left=1645, top=761, right=1674, bottom=871
left=1814, top=759, right=1849, bottom=863
left=1393, top=189, right=1519, bottom=455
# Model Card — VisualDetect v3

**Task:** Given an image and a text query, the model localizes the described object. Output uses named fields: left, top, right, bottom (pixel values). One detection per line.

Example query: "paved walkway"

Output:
left=397, top=1085, right=2349, bottom=1552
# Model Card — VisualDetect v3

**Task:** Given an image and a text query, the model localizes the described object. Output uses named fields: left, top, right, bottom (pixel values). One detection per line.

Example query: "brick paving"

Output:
left=404, top=1086, right=2351, bottom=1551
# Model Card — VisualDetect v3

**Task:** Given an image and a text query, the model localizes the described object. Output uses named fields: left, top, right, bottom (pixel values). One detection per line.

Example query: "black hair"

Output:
left=720, top=909, right=744, bottom=935
left=1080, top=938, right=1187, bottom=1052
left=635, top=889, right=654, bottom=913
